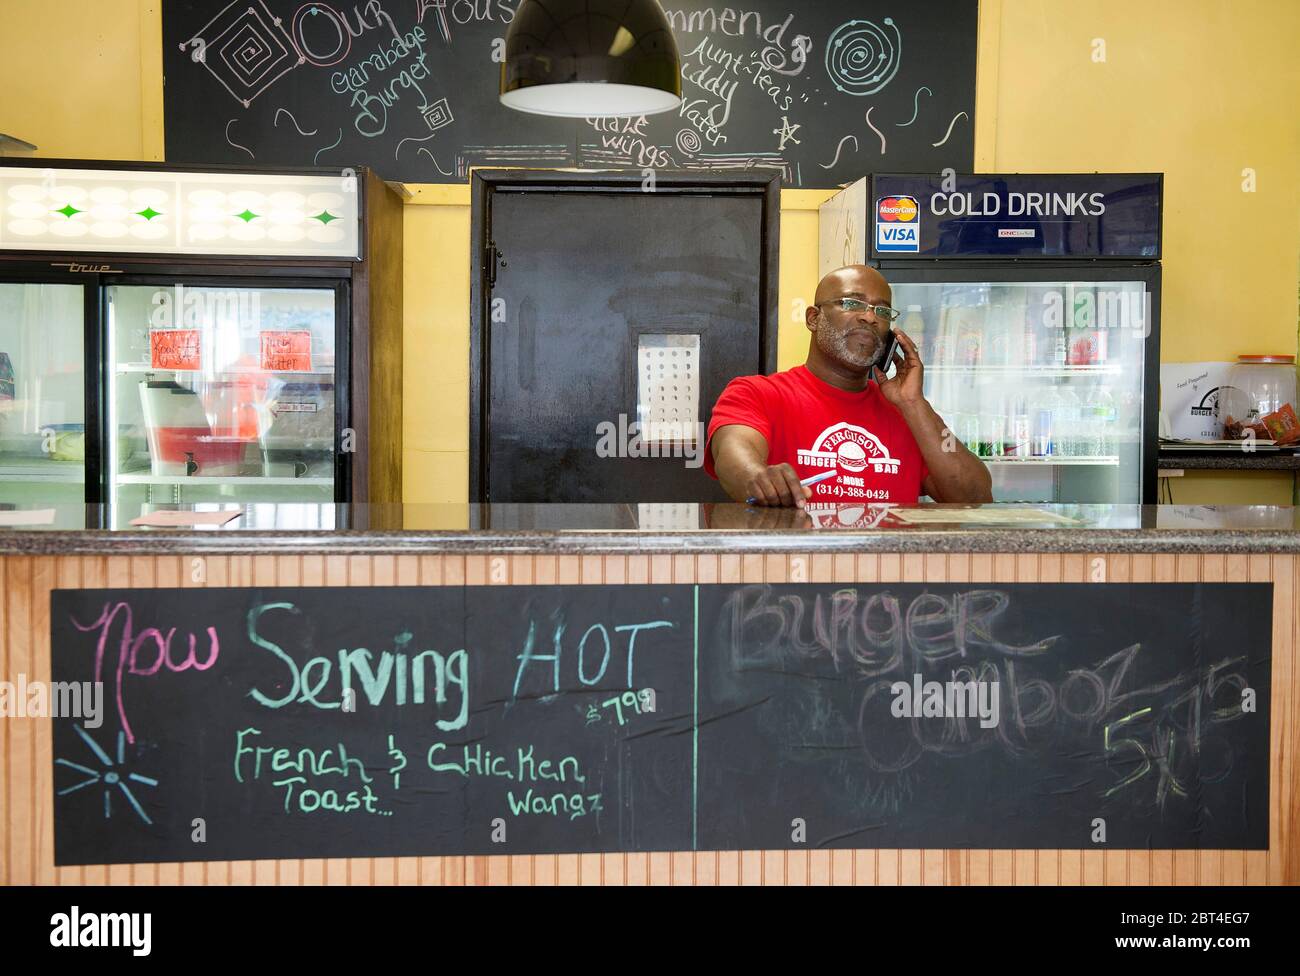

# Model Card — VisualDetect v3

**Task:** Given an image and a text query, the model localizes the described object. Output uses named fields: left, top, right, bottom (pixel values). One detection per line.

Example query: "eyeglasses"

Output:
left=817, top=297, right=900, bottom=322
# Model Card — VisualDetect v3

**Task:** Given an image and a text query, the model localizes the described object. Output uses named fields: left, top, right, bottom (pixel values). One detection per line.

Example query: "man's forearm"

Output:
left=898, top=398, right=993, bottom=502
left=713, top=442, right=757, bottom=501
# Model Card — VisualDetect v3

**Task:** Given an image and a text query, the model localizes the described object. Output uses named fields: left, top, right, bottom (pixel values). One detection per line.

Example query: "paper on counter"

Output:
left=0, top=508, right=57, bottom=526
left=891, top=508, right=1080, bottom=525
left=1160, top=362, right=1233, bottom=440
left=130, top=510, right=243, bottom=527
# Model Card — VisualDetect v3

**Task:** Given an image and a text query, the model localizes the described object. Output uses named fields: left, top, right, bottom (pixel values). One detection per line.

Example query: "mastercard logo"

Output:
left=877, top=195, right=919, bottom=222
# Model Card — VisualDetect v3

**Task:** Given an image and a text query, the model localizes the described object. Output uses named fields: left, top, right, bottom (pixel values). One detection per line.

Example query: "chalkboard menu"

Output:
left=161, top=1, right=978, bottom=187
left=51, top=583, right=1269, bottom=864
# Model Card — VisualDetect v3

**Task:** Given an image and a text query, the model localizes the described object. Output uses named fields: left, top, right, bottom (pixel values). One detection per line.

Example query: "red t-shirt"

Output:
left=705, top=365, right=929, bottom=504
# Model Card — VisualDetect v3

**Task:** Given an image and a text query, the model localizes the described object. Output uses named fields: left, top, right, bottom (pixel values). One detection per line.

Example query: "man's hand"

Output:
left=872, top=328, right=924, bottom=407
left=743, top=462, right=812, bottom=508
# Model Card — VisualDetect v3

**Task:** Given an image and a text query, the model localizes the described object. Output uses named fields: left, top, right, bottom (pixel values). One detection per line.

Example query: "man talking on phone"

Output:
left=705, top=264, right=993, bottom=507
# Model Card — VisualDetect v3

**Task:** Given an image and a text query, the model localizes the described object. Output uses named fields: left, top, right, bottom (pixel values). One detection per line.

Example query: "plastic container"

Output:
left=1221, top=355, right=1297, bottom=441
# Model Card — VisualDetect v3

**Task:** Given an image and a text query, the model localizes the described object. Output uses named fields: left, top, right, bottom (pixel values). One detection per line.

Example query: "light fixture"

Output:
left=0, top=165, right=360, bottom=258
left=501, top=0, right=681, bottom=118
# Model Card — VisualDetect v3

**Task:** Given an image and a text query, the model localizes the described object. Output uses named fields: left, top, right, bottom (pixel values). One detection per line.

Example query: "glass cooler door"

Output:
left=889, top=270, right=1154, bottom=503
left=105, top=281, right=342, bottom=526
left=0, top=281, right=86, bottom=519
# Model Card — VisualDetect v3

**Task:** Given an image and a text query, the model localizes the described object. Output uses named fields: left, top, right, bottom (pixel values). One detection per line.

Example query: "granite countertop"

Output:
left=1158, top=450, right=1300, bottom=470
left=2, top=502, right=1300, bottom=554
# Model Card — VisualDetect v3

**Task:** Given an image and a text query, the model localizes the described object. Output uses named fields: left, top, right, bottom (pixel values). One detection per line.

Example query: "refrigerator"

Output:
left=0, top=160, right=363, bottom=527
left=820, top=172, right=1162, bottom=504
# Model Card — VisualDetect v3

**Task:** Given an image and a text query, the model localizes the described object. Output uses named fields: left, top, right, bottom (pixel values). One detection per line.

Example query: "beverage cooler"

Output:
left=820, top=173, right=1162, bottom=504
left=0, top=159, right=403, bottom=527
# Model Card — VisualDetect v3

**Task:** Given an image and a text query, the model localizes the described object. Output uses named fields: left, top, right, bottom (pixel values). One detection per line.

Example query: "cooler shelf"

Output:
left=116, top=473, right=333, bottom=487
left=981, top=456, right=1120, bottom=465
left=926, top=364, right=1122, bottom=376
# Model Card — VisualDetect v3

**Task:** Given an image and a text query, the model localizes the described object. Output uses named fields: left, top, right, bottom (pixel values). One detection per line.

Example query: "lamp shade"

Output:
left=500, top=0, right=682, bottom=117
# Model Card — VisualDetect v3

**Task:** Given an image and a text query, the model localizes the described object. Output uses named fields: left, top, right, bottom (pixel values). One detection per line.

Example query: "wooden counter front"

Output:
left=2, top=548, right=1295, bottom=885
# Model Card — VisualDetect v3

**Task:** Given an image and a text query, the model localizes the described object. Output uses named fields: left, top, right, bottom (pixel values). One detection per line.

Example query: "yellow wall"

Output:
left=3, top=0, right=1298, bottom=503
left=979, top=0, right=1300, bottom=363
left=0, top=1, right=163, bottom=161
left=1162, top=471, right=1295, bottom=506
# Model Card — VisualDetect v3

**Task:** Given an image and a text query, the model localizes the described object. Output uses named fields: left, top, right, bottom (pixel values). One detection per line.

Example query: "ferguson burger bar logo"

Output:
left=800, top=422, right=900, bottom=476
left=798, top=422, right=901, bottom=502
left=875, top=195, right=920, bottom=252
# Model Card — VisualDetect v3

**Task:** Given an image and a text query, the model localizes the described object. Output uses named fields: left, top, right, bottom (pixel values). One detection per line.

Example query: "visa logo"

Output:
left=876, top=223, right=920, bottom=252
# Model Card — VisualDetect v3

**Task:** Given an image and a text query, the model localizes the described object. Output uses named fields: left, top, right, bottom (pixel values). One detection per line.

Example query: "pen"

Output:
left=746, top=469, right=837, bottom=505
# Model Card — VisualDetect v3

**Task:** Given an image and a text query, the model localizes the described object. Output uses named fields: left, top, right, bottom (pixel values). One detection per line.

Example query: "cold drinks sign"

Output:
left=871, top=173, right=1162, bottom=259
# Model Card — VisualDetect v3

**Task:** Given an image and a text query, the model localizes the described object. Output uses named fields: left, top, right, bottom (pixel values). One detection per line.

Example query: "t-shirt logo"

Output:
left=805, top=504, right=895, bottom=528
left=797, top=422, right=900, bottom=476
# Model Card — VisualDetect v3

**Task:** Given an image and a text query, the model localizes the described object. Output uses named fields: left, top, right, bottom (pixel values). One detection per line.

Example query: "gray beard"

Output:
left=814, top=317, right=879, bottom=371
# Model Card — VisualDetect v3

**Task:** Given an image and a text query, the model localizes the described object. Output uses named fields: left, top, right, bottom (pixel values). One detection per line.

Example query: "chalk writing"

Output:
left=52, top=580, right=1259, bottom=861
left=70, top=601, right=220, bottom=745
left=510, top=613, right=673, bottom=701
left=167, top=1, right=978, bottom=186
left=246, top=602, right=470, bottom=730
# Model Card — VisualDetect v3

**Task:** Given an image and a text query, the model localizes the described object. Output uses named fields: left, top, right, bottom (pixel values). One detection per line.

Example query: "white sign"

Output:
left=1160, top=362, right=1233, bottom=440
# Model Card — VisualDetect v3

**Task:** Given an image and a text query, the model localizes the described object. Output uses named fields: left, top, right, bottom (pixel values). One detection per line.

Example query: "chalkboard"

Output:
left=161, top=1, right=977, bottom=187
left=697, top=584, right=1271, bottom=850
left=50, top=582, right=1269, bottom=864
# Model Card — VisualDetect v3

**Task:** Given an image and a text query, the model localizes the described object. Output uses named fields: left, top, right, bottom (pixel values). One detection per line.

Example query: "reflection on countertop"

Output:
left=2, top=502, right=1300, bottom=555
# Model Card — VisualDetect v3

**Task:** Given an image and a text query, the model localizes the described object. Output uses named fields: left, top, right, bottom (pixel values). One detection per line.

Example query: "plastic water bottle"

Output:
left=1087, top=387, right=1117, bottom=457
left=1056, top=388, right=1081, bottom=457
left=901, top=305, right=926, bottom=361
left=1011, top=394, right=1032, bottom=458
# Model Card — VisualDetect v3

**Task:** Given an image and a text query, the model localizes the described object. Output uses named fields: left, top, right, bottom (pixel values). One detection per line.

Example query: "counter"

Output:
left=7, top=502, right=1300, bottom=554
left=2, top=503, right=1297, bottom=886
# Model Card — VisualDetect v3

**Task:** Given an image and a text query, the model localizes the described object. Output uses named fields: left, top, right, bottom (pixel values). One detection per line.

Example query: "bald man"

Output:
left=705, top=265, right=993, bottom=507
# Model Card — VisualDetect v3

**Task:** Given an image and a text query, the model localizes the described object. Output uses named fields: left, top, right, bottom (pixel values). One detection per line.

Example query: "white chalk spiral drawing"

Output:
left=818, top=135, right=859, bottom=169
left=273, top=107, right=317, bottom=136
left=181, top=0, right=303, bottom=109
left=825, top=18, right=902, bottom=96
left=224, top=118, right=254, bottom=159
left=897, top=86, right=932, bottom=127
left=864, top=106, right=886, bottom=153
left=675, top=129, right=702, bottom=155
left=932, top=111, right=969, bottom=148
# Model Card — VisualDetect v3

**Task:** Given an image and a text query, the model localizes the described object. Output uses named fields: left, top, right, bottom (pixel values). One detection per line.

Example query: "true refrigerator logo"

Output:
left=875, top=195, right=920, bottom=252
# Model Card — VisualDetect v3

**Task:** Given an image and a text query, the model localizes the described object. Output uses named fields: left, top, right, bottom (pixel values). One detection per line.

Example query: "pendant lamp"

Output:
left=500, top=0, right=682, bottom=117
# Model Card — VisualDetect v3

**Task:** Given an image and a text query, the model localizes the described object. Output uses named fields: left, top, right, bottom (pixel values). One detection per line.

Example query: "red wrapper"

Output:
left=1262, top=403, right=1300, bottom=445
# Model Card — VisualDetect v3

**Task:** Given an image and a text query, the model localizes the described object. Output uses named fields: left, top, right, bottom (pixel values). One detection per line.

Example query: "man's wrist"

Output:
left=895, top=394, right=932, bottom=419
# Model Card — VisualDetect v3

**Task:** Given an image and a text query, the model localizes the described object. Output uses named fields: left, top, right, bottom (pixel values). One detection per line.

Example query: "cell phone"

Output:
left=874, top=328, right=901, bottom=375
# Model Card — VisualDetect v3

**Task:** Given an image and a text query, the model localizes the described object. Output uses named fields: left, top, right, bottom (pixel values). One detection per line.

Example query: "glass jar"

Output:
left=1220, top=355, right=1297, bottom=440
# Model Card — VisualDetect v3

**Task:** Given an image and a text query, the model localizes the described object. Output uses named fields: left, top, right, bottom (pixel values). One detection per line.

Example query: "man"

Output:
left=705, top=264, right=992, bottom=507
